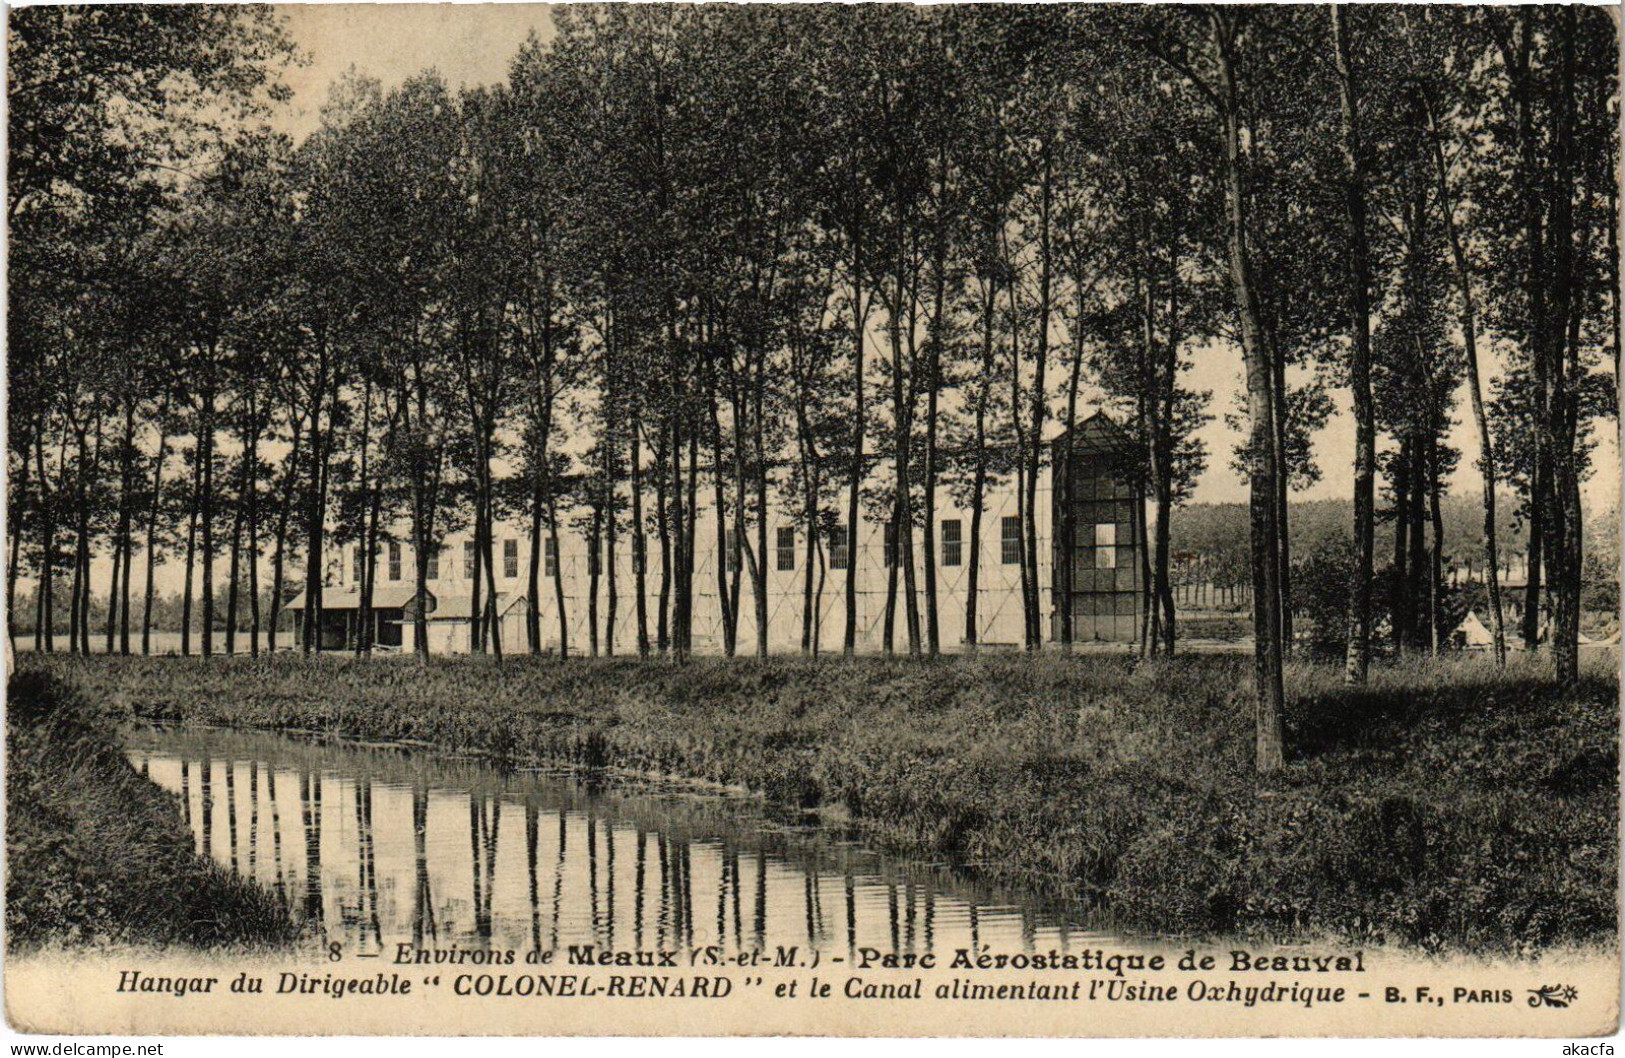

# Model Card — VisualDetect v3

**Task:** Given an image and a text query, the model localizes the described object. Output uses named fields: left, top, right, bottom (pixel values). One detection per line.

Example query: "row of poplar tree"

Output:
left=8, top=5, right=1618, bottom=771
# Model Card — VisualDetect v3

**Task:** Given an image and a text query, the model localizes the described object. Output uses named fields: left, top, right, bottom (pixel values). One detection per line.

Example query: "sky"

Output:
left=275, top=4, right=557, bottom=143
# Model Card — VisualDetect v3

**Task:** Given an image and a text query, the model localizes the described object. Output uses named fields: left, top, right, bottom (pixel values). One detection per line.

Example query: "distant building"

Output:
left=285, top=412, right=1146, bottom=654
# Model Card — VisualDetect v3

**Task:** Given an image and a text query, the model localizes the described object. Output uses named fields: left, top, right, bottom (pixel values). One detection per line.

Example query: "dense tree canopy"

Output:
left=7, top=4, right=1618, bottom=771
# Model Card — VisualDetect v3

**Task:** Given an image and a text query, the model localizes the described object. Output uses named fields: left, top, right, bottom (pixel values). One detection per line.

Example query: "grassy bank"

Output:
left=6, top=670, right=296, bottom=950
left=21, top=650, right=1618, bottom=953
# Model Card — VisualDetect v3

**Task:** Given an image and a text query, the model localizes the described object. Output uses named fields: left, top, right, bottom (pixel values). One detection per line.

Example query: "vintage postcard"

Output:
left=4, top=0, right=1620, bottom=1040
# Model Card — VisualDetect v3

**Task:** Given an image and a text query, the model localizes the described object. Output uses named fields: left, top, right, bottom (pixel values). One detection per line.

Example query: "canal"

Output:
left=127, top=725, right=1109, bottom=960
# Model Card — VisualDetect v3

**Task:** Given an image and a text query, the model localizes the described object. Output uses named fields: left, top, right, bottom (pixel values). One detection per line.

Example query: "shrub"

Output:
left=6, top=671, right=295, bottom=950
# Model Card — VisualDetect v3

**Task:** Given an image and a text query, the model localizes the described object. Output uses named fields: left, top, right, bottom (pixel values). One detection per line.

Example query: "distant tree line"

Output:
left=1170, top=496, right=1621, bottom=633
left=8, top=5, right=1617, bottom=772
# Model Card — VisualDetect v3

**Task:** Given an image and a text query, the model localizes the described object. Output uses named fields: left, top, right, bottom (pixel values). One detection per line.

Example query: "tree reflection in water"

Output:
left=131, top=726, right=1101, bottom=959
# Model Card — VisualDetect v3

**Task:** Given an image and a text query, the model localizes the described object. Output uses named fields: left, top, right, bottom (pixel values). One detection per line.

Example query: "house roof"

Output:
left=404, top=591, right=514, bottom=620
left=286, top=585, right=523, bottom=621
left=284, top=584, right=421, bottom=612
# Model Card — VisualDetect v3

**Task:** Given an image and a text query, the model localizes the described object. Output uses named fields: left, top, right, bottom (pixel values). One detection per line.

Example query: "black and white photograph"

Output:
left=3, top=1, right=1620, bottom=1039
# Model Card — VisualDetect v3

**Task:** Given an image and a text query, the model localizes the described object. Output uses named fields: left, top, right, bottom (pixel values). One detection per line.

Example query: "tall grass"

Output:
left=23, top=650, right=1618, bottom=952
left=6, top=670, right=297, bottom=950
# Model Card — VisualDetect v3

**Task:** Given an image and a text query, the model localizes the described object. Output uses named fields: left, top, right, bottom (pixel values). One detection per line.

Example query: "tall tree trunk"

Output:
left=602, top=448, right=616, bottom=658
left=140, top=408, right=170, bottom=655
left=181, top=437, right=202, bottom=656
left=655, top=448, right=671, bottom=654
left=1271, top=347, right=1292, bottom=656
left=966, top=275, right=996, bottom=650
left=360, top=456, right=381, bottom=658
left=586, top=503, right=601, bottom=657
left=1136, top=260, right=1155, bottom=657
left=1609, top=181, right=1621, bottom=411
left=7, top=416, right=34, bottom=651
left=527, top=373, right=556, bottom=656
left=355, top=376, right=373, bottom=657
left=1155, top=469, right=1175, bottom=656
left=406, top=372, right=432, bottom=661
left=709, top=381, right=734, bottom=657
left=1523, top=468, right=1545, bottom=649
left=1408, top=437, right=1428, bottom=650
left=269, top=416, right=303, bottom=655
left=631, top=414, right=649, bottom=658
left=103, top=523, right=121, bottom=655
left=301, top=379, right=325, bottom=655
left=550, top=500, right=569, bottom=659
left=1211, top=10, right=1286, bottom=773
left=1423, top=94, right=1506, bottom=666
left=314, top=407, right=334, bottom=653
left=1024, top=142, right=1054, bottom=651
left=1155, top=276, right=1182, bottom=656
left=224, top=482, right=242, bottom=654
left=528, top=487, right=543, bottom=655
left=70, top=421, right=96, bottom=655
left=1428, top=439, right=1444, bottom=656
left=106, top=400, right=135, bottom=653
left=118, top=419, right=136, bottom=655
left=922, top=199, right=948, bottom=657
left=800, top=427, right=818, bottom=655
left=889, top=252, right=921, bottom=658
left=67, top=440, right=82, bottom=655
left=35, top=431, right=58, bottom=653
left=882, top=510, right=899, bottom=654
left=200, top=379, right=216, bottom=658
left=752, top=351, right=770, bottom=659
left=480, top=465, right=503, bottom=662
left=1059, top=255, right=1089, bottom=649
left=1333, top=5, right=1377, bottom=682
left=470, top=490, right=486, bottom=654
left=1506, top=12, right=1550, bottom=655
left=247, top=420, right=260, bottom=657
left=1005, top=228, right=1032, bottom=652
left=843, top=233, right=867, bottom=657
left=1392, top=438, right=1412, bottom=656
left=670, top=418, right=688, bottom=661
left=1546, top=5, right=1581, bottom=685
left=226, top=438, right=249, bottom=655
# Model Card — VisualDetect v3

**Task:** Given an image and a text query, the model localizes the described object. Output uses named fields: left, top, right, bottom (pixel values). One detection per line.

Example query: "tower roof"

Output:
left=1050, top=411, right=1132, bottom=455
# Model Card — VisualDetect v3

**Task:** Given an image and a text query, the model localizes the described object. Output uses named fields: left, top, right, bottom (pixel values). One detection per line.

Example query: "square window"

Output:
left=1001, top=516, right=1021, bottom=565
left=1095, top=523, right=1116, bottom=570
left=941, top=519, right=962, bottom=567
left=829, top=525, right=849, bottom=571
left=776, top=526, right=796, bottom=572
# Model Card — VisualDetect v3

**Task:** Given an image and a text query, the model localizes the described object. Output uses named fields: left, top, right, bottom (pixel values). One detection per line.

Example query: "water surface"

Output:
left=128, top=726, right=1114, bottom=960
